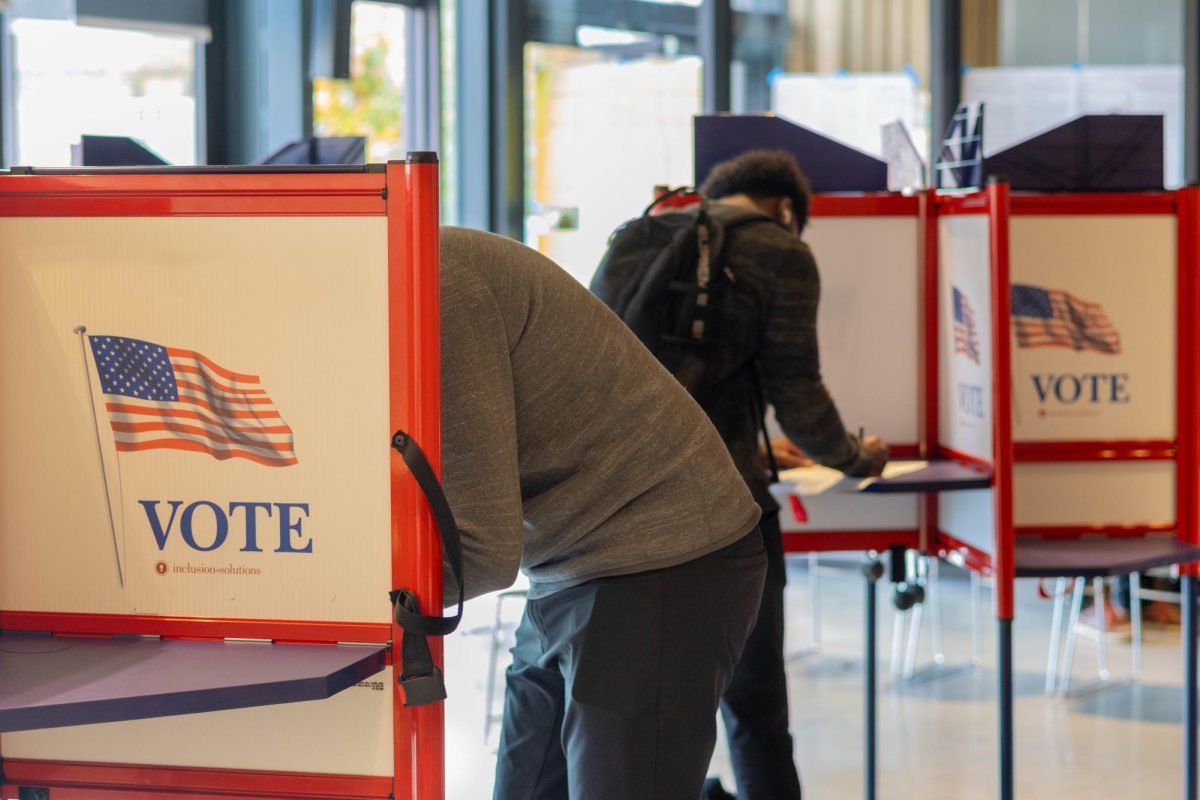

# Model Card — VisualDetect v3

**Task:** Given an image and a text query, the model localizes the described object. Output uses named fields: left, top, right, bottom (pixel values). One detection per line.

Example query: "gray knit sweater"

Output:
left=440, top=227, right=761, bottom=601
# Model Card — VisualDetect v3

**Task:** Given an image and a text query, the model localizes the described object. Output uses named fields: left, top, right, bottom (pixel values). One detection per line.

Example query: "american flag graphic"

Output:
left=1010, top=284, right=1120, bottom=355
left=88, top=335, right=297, bottom=467
left=952, top=286, right=981, bottom=364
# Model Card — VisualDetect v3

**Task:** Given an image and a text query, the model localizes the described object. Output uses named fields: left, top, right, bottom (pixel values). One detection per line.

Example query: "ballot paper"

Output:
left=856, top=460, right=930, bottom=491
left=776, top=465, right=844, bottom=496
left=776, top=460, right=931, bottom=495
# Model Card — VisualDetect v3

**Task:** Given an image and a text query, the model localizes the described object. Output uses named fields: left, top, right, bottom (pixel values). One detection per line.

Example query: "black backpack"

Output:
left=590, top=190, right=781, bottom=479
left=590, top=191, right=763, bottom=401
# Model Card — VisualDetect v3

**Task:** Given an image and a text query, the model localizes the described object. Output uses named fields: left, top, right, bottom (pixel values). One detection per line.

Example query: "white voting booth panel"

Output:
left=0, top=217, right=391, bottom=622
left=0, top=215, right=396, bottom=775
left=1008, top=211, right=1178, bottom=531
left=937, top=212, right=997, bottom=559
left=1010, top=215, right=1176, bottom=442
left=773, top=204, right=920, bottom=542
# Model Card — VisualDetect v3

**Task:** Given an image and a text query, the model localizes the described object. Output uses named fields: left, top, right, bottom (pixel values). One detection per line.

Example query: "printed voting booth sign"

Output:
left=1009, top=215, right=1175, bottom=441
left=0, top=217, right=392, bottom=623
left=0, top=212, right=400, bottom=778
left=1008, top=211, right=1177, bottom=532
left=938, top=212, right=997, bottom=558
left=938, top=214, right=994, bottom=461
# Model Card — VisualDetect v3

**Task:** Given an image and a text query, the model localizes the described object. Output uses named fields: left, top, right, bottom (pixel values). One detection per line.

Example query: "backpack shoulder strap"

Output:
left=388, top=429, right=465, bottom=706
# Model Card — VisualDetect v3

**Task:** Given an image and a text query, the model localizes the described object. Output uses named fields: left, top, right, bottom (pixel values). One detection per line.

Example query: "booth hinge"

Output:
left=18, top=787, right=50, bottom=800
left=223, top=637, right=272, bottom=644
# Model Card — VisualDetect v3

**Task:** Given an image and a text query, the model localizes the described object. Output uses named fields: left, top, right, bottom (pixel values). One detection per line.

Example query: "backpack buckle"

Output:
left=398, top=667, right=447, bottom=707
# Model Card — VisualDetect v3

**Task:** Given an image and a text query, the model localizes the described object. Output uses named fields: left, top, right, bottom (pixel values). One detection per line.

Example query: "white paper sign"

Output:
left=938, top=214, right=994, bottom=462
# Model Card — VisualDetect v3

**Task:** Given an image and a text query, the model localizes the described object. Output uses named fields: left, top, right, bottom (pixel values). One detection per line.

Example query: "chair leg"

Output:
left=1058, top=578, right=1086, bottom=696
left=483, top=592, right=506, bottom=743
left=1045, top=577, right=1068, bottom=696
left=928, top=557, right=946, bottom=666
left=808, top=551, right=822, bottom=653
left=970, top=571, right=984, bottom=664
left=891, top=608, right=907, bottom=681
left=1095, top=577, right=1110, bottom=682
left=1131, top=571, right=1143, bottom=679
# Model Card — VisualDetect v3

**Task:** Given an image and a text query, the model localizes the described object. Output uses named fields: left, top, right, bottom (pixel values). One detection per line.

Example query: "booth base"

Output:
left=0, top=632, right=388, bottom=732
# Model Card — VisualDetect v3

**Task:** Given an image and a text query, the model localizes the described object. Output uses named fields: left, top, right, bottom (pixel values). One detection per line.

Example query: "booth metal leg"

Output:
left=1184, top=575, right=1198, bottom=800
left=998, top=617, right=1014, bottom=800
left=863, top=558, right=882, bottom=800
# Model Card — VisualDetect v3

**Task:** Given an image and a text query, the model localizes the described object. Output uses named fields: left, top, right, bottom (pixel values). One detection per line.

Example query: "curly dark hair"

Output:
left=699, top=149, right=812, bottom=233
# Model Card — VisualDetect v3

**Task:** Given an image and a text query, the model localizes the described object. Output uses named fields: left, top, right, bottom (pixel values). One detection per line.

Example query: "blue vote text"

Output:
left=1031, top=373, right=1131, bottom=405
left=138, top=500, right=313, bottom=554
left=957, top=382, right=984, bottom=419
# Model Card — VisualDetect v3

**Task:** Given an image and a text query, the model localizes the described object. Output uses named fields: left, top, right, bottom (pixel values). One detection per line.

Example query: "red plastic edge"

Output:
left=1009, top=192, right=1176, bottom=216
left=0, top=172, right=387, bottom=216
left=0, top=612, right=388, bottom=643
left=810, top=194, right=919, bottom=217
left=933, top=530, right=994, bottom=576
left=1, top=759, right=392, bottom=799
left=988, top=181, right=1016, bottom=620
left=1177, top=188, right=1200, bottom=571
left=1014, top=440, right=1176, bottom=462
left=385, top=160, right=443, bottom=800
left=1015, top=523, right=1176, bottom=539
left=782, top=530, right=920, bottom=554
left=919, top=189, right=940, bottom=553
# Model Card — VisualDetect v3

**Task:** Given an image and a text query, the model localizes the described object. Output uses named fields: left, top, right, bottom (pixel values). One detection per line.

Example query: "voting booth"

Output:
left=930, top=182, right=1200, bottom=800
left=695, top=113, right=1200, bottom=800
left=694, top=114, right=936, bottom=557
left=0, top=161, right=445, bottom=800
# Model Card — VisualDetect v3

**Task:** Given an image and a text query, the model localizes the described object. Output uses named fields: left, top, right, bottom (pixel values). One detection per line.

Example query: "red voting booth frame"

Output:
left=781, top=184, right=1200, bottom=800
left=783, top=185, right=1200, bottom=614
left=0, top=163, right=445, bottom=800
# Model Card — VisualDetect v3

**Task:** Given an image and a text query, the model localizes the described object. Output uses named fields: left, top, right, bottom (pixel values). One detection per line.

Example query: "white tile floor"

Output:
left=444, top=559, right=1190, bottom=799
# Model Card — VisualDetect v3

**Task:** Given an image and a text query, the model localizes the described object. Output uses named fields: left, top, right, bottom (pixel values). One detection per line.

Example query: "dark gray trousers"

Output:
left=493, top=529, right=767, bottom=800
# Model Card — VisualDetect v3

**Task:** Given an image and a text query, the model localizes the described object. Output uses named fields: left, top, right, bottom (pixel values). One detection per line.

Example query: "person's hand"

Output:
left=762, top=437, right=812, bottom=470
left=861, top=435, right=889, bottom=477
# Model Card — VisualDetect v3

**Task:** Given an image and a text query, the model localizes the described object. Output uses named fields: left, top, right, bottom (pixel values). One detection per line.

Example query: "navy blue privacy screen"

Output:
left=693, top=114, right=889, bottom=194
left=986, top=114, right=1164, bottom=192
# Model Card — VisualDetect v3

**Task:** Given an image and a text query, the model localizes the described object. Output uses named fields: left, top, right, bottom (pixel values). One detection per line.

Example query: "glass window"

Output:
left=760, top=1, right=931, bottom=166
left=440, top=0, right=458, bottom=225
left=10, top=17, right=199, bottom=166
left=963, top=0, right=1184, bottom=187
left=525, top=41, right=701, bottom=285
left=312, top=0, right=407, bottom=164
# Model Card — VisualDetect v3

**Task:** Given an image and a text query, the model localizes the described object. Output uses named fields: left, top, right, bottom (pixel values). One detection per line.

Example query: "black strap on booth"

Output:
left=388, top=429, right=465, bottom=707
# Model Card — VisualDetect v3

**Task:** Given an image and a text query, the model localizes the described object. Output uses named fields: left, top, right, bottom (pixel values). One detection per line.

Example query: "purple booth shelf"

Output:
left=855, top=460, right=992, bottom=494
left=1014, top=536, right=1200, bottom=579
left=0, top=632, right=388, bottom=732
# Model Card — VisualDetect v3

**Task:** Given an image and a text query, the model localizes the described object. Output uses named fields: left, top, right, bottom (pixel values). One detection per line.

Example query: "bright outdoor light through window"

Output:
left=11, top=18, right=199, bottom=167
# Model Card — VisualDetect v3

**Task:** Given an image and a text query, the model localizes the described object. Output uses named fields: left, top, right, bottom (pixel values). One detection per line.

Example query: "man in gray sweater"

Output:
left=440, top=226, right=766, bottom=800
